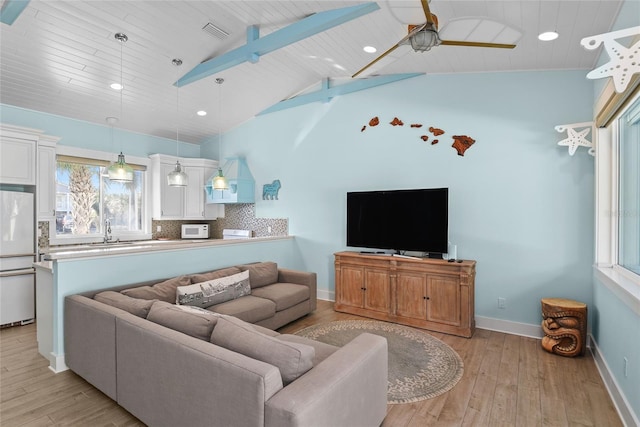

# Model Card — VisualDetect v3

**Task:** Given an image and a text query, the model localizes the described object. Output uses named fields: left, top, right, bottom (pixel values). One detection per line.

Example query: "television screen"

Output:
left=346, top=188, right=448, bottom=254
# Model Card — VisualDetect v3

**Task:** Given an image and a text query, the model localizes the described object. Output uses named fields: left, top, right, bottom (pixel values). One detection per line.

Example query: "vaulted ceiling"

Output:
left=0, top=1, right=624, bottom=144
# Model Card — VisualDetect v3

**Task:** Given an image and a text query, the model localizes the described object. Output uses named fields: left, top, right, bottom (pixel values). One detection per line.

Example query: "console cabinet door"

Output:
left=363, top=269, right=390, bottom=313
left=338, top=265, right=364, bottom=308
left=426, top=275, right=461, bottom=326
left=396, top=273, right=427, bottom=320
left=37, top=144, right=56, bottom=219
left=159, top=162, right=184, bottom=218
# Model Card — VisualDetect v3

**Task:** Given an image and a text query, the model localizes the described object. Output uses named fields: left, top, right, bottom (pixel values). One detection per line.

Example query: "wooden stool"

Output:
left=541, top=298, right=587, bottom=357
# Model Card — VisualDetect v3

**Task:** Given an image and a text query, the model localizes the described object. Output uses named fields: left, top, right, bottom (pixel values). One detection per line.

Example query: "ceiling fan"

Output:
left=352, top=0, right=517, bottom=77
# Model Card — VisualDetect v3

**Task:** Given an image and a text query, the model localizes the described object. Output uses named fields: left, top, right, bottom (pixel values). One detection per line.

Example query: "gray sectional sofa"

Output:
left=64, top=261, right=389, bottom=427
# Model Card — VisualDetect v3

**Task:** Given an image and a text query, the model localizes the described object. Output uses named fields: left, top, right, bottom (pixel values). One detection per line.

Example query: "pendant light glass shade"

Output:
left=167, top=160, right=188, bottom=186
left=108, top=33, right=133, bottom=183
left=212, top=168, right=228, bottom=190
left=212, top=78, right=228, bottom=191
left=108, top=152, right=134, bottom=182
left=168, top=58, right=188, bottom=187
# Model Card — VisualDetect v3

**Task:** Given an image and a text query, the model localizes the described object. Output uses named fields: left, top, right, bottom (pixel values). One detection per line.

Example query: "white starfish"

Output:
left=558, top=127, right=592, bottom=156
left=583, top=26, right=640, bottom=93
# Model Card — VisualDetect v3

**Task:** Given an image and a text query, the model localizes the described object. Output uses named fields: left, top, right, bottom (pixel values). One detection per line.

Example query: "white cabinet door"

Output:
left=184, top=166, right=204, bottom=219
left=0, top=137, right=36, bottom=185
left=37, top=144, right=56, bottom=219
left=159, top=162, right=184, bottom=218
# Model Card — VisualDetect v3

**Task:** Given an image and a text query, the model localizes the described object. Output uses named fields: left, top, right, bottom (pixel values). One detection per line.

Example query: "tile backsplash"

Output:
left=38, top=203, right=288, bottom=247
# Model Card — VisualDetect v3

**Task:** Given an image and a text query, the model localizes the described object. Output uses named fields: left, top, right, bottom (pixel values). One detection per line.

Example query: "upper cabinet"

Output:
left=150, top=154, right=222, bottom=220
left=0, top=125, right=37, bottom=185
left=36, top=136, right=59, bottom=219
left=205, top=157, right=255, bottom=204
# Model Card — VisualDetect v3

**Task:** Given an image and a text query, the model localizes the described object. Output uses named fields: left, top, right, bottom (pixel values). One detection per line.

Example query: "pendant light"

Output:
left=212, top=77, right=228, bottom=190
left=107, top=32, right=134, bottom=182
left=167, top=58, right=188, bottom=187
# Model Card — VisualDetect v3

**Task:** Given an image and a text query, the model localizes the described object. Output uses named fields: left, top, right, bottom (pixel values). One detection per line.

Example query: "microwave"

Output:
left=181, top=224, right=209, bottom=239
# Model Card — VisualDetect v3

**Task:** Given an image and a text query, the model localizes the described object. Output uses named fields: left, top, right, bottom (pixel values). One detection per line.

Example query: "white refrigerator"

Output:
left=0, top=190, right=35, bottom=325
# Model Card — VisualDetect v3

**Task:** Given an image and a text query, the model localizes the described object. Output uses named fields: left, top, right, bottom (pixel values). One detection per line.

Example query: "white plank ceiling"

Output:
left=0, top=0, right=625, bottom=145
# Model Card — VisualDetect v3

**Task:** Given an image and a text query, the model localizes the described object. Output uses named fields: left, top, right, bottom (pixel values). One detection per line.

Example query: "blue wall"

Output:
left=208, top=70, right=595, bottom=327
left=0, top=104, right=200, bottom=158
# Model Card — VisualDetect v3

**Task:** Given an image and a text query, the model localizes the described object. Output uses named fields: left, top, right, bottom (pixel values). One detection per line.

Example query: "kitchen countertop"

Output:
left=42, top=236, right=292, bottom=261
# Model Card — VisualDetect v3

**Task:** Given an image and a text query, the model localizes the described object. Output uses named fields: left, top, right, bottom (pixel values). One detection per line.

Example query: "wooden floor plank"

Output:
left=0, top=300, right=623, bottom=427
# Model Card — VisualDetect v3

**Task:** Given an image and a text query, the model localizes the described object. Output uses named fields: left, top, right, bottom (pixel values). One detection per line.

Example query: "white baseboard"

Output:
left=48, top=352, right=68, bottom=373
left=475, top=315, right=544, bottom=339
left=317, top=290, right=335, bottom=302
left=590, top=335, right=639, bottom=427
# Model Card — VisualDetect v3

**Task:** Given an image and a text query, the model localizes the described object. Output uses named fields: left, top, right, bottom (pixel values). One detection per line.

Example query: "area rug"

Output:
left=294, top=320, right=464, bottom=404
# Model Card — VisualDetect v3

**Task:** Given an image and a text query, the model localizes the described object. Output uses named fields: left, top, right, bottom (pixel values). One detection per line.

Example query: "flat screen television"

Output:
left=346, top=188, right=448, bottom=254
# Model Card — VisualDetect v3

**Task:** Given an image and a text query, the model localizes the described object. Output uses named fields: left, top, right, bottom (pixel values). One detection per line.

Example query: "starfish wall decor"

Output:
left=555, top=122, right=595, bottom=157
left=581, top=26, right=640, bottom=93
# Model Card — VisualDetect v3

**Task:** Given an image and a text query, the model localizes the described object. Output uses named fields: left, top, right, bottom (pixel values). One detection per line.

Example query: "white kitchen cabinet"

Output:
left=0, top=132, right=36, bottom=185
left=37, top=136, right=59, bottom=220
left=150, top=154, right=221, bottom=220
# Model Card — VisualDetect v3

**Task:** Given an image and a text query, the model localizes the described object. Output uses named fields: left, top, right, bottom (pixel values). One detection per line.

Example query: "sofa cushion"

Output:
left=276, top=334, right=339, bottom=366
left=237, top=262, right=278, bottom=288
left=147, top=301, right=221, bottom=341
left=208, top=295, right=276, bottom=324
left=121, top=275, right=191, bottom=303
left=94, top=291, right=155, bottom=318
left=211, top=315, right=314, bottom=385
left=189, top=266, right=242, bottom=284
left=177, top=271, right=250, bottom=309
left=250, top=283, right=310, bottom=312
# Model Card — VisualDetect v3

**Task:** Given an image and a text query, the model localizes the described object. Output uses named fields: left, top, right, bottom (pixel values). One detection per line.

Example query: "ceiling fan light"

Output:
left=107, top=152, right=134, bottom=182
left=410, top=29, right=440, bottom=52
left=167, top=160, right=188, bottom=187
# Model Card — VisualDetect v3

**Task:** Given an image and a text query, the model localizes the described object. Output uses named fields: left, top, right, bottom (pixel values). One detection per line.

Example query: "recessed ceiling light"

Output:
left=110, top=83, right=123, bottom=90
left=363, top=46, right=377, bottom=53
left=197, top=110, right=207, bottom=116
left=538, top=31, right=559, bottom=41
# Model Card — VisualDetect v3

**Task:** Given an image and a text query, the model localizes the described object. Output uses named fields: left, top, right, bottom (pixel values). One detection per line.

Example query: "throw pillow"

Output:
left=146, top=301, right=220, bottom=341
left=121, top=275, right=191, bottom=303
left=210, top=315, right=314, bottom=385
left=177, top=270, right=250, bottom=309
left=94, top=291, right=155, bottom=318
left=237, top=262, right=278, bottom=288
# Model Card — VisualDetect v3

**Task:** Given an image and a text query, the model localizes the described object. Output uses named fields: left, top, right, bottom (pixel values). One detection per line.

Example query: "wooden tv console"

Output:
left=334, top=251, right=476, bottom=338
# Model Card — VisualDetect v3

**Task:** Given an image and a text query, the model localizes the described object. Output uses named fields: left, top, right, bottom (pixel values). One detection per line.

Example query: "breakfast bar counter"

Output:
left=37, top=235, right=303, bottom=373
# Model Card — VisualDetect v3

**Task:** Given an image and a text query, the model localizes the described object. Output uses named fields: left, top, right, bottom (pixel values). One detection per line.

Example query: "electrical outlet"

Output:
left=624, top=357, right=628, bottom=378
left=156, top=225, right=161, bottom=232
left=498, top=297, right=506, bottom=309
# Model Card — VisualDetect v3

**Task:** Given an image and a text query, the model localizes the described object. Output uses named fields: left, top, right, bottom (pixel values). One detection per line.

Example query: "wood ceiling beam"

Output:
left=257, top=73, right=423, bottom=116
left=175, top=2, right=380, bottom=87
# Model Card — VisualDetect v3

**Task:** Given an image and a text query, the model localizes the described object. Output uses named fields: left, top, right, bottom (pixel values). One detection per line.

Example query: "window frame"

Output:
left=50, top=145, right=152, bottom=246
left=594, top=83, right=640, bottom=315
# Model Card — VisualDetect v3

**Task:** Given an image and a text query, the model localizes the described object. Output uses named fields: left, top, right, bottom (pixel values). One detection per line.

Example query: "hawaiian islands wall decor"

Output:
left=262, top=179, right=282, bottom=200
left=360, top=116, right=476, bottom=156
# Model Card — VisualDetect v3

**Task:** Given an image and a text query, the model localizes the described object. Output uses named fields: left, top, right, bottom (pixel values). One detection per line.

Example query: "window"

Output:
left=617, top=95, right=640, bottom=275
left=55, top=156, right=145, bottom=238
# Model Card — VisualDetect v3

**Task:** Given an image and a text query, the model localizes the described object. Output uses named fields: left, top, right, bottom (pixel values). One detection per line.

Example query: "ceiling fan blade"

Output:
left=352, top=44, right=402, bottom=77
left=352, top=24, right=427, bottom=78
left=420, top=0, right=436, bottom=27
left=440, top=39, right=516, bottom=49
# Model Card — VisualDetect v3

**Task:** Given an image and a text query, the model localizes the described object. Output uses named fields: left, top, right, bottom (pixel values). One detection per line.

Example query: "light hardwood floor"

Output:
left=1, top=300, right=622, bottom=426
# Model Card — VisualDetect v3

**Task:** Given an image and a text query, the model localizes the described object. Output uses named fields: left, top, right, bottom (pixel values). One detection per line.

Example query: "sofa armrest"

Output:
left=277, top=268, right=317, bottom=311
left=265, top=333, right=388, bottom=427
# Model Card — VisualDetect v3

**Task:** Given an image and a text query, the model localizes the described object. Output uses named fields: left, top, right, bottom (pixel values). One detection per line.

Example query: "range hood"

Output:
left=205, top=157, right=255, bottom=204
